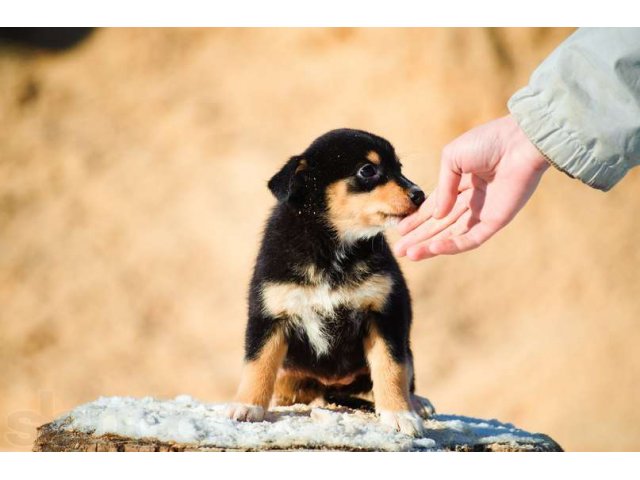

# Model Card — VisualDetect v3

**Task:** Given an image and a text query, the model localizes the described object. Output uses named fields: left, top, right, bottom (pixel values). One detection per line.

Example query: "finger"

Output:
left=406, top=221, right=495, bottom=260
left=397, top=190, right=436, bottom=236
left=424, top=208, right=476, bottom=243
left=404, top=210, right=471, bottom=260
left=398, top=175, right=473, bottom=237
left=428, top=225, right=491, bottom=256
left=434, top=148, right=462, bottom=220
left=394, top=189, right=472, bottom=257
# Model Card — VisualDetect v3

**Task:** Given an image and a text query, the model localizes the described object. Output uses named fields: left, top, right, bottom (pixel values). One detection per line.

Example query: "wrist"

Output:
left=504, top=114, right=550, bottom=173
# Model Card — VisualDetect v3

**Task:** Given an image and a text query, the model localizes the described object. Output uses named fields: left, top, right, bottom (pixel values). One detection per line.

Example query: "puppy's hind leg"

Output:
left=271, top=371, right=325, bottom=408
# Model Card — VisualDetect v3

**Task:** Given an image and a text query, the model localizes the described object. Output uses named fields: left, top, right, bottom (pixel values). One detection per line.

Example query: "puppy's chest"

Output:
left=260, top=271, right=393, bottom=356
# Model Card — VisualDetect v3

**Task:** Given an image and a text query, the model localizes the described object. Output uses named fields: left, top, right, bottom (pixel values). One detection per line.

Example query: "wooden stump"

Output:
left=33, top=396, right=563, bottom=452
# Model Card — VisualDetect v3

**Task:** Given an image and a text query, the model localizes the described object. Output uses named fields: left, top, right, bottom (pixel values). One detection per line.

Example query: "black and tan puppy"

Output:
left=226, top=129, right=432, bottom=435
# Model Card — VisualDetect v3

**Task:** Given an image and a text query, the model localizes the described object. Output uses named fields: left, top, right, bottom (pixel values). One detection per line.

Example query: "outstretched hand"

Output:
left=394, top=115, right=550, bottom=261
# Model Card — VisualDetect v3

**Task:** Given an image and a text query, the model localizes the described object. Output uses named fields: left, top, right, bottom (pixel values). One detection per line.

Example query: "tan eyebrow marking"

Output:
left=295, top=158, right=308, bottom=174
left=367, top=151, right=381, bottom=165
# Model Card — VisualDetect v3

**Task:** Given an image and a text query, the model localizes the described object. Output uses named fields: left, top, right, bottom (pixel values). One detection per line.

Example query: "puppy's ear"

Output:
left=268, top=156, right=308, bottom=202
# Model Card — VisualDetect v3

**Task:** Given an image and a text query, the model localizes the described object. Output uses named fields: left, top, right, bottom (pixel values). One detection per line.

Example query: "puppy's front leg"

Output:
left=227, top=327, right=287, bottom=422
left=365, top=323, right=425, bottom=436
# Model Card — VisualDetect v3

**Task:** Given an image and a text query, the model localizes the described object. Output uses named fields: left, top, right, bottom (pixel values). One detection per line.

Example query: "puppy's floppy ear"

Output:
left=268, top=155, right=308, bottom=202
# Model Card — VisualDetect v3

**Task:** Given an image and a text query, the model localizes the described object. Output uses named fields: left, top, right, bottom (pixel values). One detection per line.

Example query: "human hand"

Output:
left=394, top=115, right=550, bottom=261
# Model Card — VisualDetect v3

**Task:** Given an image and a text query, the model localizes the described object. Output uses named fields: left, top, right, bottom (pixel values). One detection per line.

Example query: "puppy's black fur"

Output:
left=230, top=129, right=428, bottom=433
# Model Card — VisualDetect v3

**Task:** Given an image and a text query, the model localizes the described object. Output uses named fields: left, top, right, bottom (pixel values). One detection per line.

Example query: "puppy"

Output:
left=227, top=129, right=431, bottom=435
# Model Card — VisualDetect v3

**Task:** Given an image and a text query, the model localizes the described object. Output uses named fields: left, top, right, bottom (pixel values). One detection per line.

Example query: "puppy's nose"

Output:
left=408, top=187, right=425, bottom=207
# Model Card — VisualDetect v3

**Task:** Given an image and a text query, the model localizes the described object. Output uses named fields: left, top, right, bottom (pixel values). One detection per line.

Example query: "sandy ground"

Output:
left=1, top=28, right=639, bottom=452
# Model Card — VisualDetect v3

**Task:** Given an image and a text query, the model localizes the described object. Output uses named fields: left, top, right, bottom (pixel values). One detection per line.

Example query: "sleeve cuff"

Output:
left=508, top=87, right=628, bottom=192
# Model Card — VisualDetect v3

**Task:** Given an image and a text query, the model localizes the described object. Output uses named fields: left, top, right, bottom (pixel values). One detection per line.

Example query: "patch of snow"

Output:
left=52, top=396, right=552, bottom=451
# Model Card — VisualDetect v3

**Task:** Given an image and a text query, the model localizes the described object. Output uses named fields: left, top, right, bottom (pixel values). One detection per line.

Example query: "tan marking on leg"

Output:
left=364, top=324, right=412, bottom=412
left=235, top=329, right=287, bottom=408
left=366, top=150, right=381, bottom=165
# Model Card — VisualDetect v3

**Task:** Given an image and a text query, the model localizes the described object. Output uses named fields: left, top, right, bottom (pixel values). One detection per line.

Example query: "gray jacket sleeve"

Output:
left=508, top=28, right=640, bottom=191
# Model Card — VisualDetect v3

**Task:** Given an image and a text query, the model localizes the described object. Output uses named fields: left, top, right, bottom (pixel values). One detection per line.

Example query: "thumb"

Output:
left=434, top=148, right=461, bottom=219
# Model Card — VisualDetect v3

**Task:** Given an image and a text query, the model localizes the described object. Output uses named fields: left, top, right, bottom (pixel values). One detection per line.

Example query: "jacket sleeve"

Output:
left=508, top=28, right=640, bottom=191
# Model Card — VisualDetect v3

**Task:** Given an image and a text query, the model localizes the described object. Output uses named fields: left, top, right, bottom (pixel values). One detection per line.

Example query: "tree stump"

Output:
left=33, top=396, right=562, bottom=452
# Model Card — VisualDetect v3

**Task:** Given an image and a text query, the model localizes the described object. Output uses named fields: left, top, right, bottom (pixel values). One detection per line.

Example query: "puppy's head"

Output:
left=268, top=129, right=425, bottom=243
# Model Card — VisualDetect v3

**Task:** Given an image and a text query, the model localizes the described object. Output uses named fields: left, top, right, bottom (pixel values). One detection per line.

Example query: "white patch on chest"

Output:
left=261, top=274, right=393, bottom=356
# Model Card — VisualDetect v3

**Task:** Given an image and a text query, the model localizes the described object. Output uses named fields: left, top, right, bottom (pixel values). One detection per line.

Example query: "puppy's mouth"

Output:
left=380, top=209, right=415, bottom=221
left=379, top=212, right=413, bottom=228
left=380, top=213, right=406, bottom=221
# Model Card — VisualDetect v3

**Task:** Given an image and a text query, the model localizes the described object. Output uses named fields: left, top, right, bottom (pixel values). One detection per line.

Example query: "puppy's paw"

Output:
left=379, top=410, right=426, bottom=437
left=411, top=394, right=436, bottom=419
left=225, top=403, right=265, bottom=422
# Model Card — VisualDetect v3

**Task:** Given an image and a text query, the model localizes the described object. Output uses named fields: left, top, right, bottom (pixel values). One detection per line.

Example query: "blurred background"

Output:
left=1, top=27, right=639, bottom=452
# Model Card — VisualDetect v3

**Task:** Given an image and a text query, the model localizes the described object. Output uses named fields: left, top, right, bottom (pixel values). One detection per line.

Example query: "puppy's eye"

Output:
left=357, top=164, right=378, bottom=179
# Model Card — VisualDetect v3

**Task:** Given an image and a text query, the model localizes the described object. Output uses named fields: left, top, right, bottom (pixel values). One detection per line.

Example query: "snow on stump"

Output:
left=33, top=396, right=562, bottom=452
